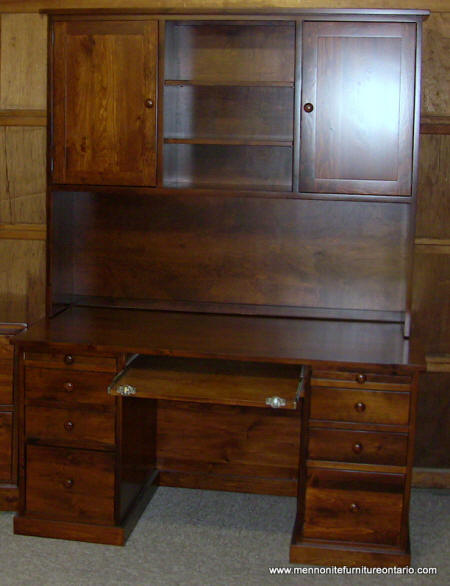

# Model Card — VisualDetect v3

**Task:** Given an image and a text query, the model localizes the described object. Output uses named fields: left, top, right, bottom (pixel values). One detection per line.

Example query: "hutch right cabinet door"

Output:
left=52, top=19, right=158, bottom=186
left=299, top=22, right=416, bottom=196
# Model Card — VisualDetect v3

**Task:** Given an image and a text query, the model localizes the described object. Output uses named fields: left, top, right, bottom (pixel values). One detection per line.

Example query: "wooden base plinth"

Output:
left=290, top=540, right=410, bottom=568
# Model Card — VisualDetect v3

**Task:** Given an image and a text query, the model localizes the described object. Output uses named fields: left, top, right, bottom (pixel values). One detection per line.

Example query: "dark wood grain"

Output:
left=300, top=21, right=416, bottom=196
left=50, top=191, right=409, bottom=315
left=25, top=444, right=115, bottom=524
left=13, top=306, right=422, bottom=369
left=0, top=413, right=13, bottom=483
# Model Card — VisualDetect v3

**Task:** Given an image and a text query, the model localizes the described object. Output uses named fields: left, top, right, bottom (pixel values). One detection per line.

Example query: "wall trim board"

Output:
left=412, top=467, right=450, bottom=488
left=420, top=115, right=450, bottom=135
left=0, top=110, right=47, bottom=127
left=0, top=224, right=46, bottom=240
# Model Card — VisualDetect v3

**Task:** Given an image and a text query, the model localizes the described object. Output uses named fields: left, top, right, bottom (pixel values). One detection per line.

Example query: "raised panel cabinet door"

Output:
left=52, top=20, right=158, bottom=186
left=300, top=22, right=416, bottom=196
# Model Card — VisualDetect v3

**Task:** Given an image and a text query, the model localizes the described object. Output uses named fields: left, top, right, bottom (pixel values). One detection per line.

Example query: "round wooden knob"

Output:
left=64, top=354, right=74, bottom=365
left=63, top=381, right=73, bottom=392
left=64, top=420, right=74, bottom=432
left=352, top=442, right=363, bottom=454
left=303, top=102, right=314, bottom=113
left=356, top=373, right=367, bottom=384
left=63, top=479, right=74, bottom=489
left=145, top=98, right=154, bottom=108
left=349, top=503, right=360, bottom=513
left=354, top=401, right=366, bottom=413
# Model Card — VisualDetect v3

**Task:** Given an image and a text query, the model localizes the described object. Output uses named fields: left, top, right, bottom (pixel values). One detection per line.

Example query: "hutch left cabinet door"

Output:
left=299, top=21, right=416, bottom=196
left=52, top=19, right=158, bottom=186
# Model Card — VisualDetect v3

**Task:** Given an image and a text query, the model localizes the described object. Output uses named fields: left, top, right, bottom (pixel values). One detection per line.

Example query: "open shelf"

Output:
left=164, top=138, right=293, bottom=147
left=164, top=21, right=295, bottom=83
left=164, top=80, right=294, bottom=87
left=163, top=143, right=293, bottom=191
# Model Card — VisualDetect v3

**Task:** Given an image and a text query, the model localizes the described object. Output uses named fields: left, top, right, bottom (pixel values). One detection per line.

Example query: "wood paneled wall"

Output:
left=0, top=14, right=46, bottom=324
left=0, top=3, right=448, bottom=472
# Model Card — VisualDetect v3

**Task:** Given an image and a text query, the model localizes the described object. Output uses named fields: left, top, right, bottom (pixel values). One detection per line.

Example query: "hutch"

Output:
left=12, top=7, right=428, bottom=567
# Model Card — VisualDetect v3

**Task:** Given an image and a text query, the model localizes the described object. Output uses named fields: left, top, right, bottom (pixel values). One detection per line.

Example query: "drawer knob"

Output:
left=63, top=381, right=74, bottom=392
left=64, top=420, right=74, bottom=432
left=64, top=354, right=74, bottom=365
left=356, top=373, right=367, bottom=384
left=63, top=479, right=74, bottom=489
left=354, top=401, right=366, bottom=413
left=352, top=442, right=363, bottom=454
left=303, top=102, right=314, bottom=113
left=349, top=503, right=360, bottom=514
left=145, top=98, right=154, bottom=108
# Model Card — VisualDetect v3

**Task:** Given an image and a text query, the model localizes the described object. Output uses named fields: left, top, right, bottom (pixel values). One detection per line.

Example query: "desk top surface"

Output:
left=14, top=306, right=424, bottom=370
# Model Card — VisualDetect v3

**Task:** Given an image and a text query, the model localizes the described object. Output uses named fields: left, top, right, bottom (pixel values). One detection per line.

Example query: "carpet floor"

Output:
left=0, top=487, right=448, bottom=585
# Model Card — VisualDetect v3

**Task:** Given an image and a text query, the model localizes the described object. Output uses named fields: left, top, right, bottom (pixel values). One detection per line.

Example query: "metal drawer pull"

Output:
left=349, top=503, right=360, bottom=513
left=63, top=382, right=73, bottom=392
left=63, top=479, right=74, bottom=489
left=354, top=401, right=366, bottom=413
left=265, top=396, right=286, bottom=408
left=117, top=384, right=137, bottom=396
left=64, top=354, right=74, bottom=365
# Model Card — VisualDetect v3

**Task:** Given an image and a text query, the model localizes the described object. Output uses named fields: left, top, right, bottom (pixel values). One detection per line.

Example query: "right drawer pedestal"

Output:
left=291, top=367, right=418, bottom=567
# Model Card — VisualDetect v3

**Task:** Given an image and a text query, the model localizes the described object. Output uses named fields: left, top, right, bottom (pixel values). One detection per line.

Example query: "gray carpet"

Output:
left=0, top=487, right=448, bottom=585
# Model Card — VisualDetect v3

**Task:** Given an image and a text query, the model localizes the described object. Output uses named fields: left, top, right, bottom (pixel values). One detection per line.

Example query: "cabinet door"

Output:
left=300, top=22, right=416, bottom=196
left=52, top=20, right=158, bottom=186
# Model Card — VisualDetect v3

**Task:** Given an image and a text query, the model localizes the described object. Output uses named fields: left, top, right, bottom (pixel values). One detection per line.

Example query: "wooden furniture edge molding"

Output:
left=0, top=110, right=47, bottom=127
left=0, top=224, right=47, bottom=241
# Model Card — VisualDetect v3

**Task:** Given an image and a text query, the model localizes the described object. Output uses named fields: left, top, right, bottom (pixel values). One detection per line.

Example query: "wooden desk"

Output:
left=13, top=307, right=422, bottom=566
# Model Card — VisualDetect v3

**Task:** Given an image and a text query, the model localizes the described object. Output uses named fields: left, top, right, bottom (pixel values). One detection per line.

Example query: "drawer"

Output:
left=310, top=387, right=410, bottom=425
left=303, top=468, right=404, bottom=545
left=0, top=412, right=13, bottom=483
left=308, top=428, right=408, bottom=466
left=311, top=369, right=411, bottom=392
left=26, top=405, right=115, bottom=448
left=26, top=444, right=115, bottom=524
left=0, top=358, right=13, bottom=404
left=24, top=351, right=117, bottom=373
left=25, top=367, right=115, bottom=406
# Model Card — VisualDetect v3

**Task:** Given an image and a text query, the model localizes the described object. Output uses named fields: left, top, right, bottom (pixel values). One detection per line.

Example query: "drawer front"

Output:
left=26, top=444, right=115, bottom=524
left=310, top=387, right=410, bottom=425
left=308, top=428, right=408, bottom=466
left=26, top=405, right=115, bottom=448
left=0, top=412, right=13, bottom=483
left=311, top=369, right=411, bottom=392
left=0, top=358, right=13, bottom=404
left=24, top=351, right=117, bottom=373
left=25, top=367, right=115, bottom=406
left=303, top=468, right=404, bottom=545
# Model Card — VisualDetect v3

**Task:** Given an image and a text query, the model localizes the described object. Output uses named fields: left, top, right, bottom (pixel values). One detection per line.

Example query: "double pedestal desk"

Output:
left=13, top=307, right=422, bottom=567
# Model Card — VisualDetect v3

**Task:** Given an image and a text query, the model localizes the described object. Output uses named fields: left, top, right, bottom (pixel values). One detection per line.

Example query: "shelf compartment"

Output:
left=163, top=143, right=293, bottom=191
left=165, top=21, right=295, bottom=83
left=108, top=355, right=303, bottom=410
left=164, top=85, right=294, bottom=143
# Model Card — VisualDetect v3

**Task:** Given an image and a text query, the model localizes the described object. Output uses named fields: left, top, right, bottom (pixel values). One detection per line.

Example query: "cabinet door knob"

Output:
left=145, top=98, right=154, bottom=108
left=64, top=420, right=74, bottom=432
left=64, top=354, right=74, bottom=365
left=63, top=479, right=74, bottom=489
left=352, top=442, right=363, bottom=454
left=303, top=102, right=314, bottom=113
left=349, top=503, right=360, bottom=513
left=356, top=373, right=367, bottom=384
left=354, top=401, right=366, bottom=413
left=63, top=381, right=73, bottom=392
